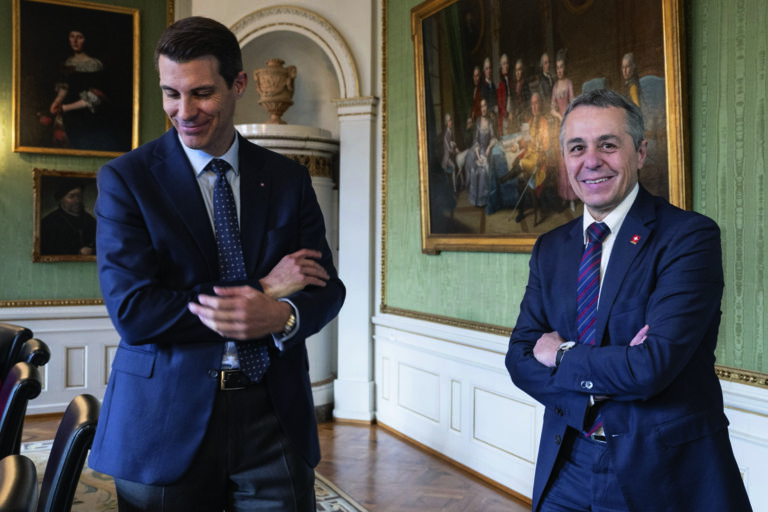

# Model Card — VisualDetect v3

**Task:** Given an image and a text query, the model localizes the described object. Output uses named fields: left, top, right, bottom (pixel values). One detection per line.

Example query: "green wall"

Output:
left=384, top=0, right=768, bottom=374
left=689, top=0, right=767, bottom=373
left=0, top=0, right=169, bottom=305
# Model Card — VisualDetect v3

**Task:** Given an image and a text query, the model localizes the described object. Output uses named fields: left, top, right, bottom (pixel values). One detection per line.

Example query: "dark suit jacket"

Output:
left=506, top=187, right=751, bottom=511
left=89, top=129, right=345, bottom=485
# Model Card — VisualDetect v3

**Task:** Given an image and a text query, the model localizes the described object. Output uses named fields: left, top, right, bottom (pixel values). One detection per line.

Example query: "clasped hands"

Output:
left=533, top=324, right=650, bottom=368
left=187, top=248, right=329, bottom=340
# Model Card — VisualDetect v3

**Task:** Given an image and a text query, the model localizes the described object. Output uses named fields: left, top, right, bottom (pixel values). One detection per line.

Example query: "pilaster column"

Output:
left=333, top=96, right=379, bottom=421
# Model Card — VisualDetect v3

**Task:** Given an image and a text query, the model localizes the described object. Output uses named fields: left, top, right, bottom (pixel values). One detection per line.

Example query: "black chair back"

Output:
left=0, top=454, right=38, bottom=512
left=0, top=324, right=34, bottom=382
left=0, top=362, right=42, bottom=459
left=36, top=393, right=101, bottom=512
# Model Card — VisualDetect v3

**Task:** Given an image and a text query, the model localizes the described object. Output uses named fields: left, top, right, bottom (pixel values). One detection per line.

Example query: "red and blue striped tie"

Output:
left=577, top=222, right=610, bottom=346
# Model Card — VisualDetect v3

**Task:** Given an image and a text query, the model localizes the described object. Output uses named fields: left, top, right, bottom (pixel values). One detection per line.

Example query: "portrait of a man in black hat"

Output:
left=39, top=177, right=96, bottom=256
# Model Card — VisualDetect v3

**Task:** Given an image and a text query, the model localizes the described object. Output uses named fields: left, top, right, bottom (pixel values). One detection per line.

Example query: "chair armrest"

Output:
left=19, top=338, right=51, bottom=368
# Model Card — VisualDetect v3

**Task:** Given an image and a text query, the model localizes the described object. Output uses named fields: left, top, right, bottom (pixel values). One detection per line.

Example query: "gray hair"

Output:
left=559, top=88, right=645, bottom=151
left=623, top=52, right=636, bottom=69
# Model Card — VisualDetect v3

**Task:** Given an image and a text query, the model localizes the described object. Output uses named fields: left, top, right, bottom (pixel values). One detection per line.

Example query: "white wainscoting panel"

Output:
left=721, top=380, right=768, bottom=510
left=473, top=387, right=537, bottom=463
left=374, top=313, right=768, bottom=509
left=397, top=363, right=440, bottom=423
left=2, top=305, right=340, bottom=416
left=450, top=380, right=461, bottom=432
left=0, top=306, right=119, bottom=414
left=374, top=314, right=543, bottom=498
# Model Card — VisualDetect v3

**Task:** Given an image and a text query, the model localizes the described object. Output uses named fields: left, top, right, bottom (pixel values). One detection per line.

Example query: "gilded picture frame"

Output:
left=33, top=168, right=98, bottom=263
left=12, top=0, right=140, bottom=157
left=412, top=0, right=689, bottom=253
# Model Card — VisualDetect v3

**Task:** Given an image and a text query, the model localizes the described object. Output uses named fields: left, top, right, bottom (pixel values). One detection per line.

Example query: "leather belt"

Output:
left=219, top=369, right=252, bottom=391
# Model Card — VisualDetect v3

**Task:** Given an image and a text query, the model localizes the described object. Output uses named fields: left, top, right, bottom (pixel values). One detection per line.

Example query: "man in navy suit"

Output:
left=506, top=89, right=751, bottom=511
left=89, top=17, right=345, bottom=511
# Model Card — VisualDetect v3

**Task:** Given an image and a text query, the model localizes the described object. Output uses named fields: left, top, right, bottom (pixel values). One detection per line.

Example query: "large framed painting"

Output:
left=412, top=0, right=688, bottom=253
left=33, top=168, right=98, bottom=263
left=12, top=0, right=140, bottom=157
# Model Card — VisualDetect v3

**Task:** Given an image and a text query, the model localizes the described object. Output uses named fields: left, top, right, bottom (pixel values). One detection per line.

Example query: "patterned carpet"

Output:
left=21, top=440, right=367, bottom=511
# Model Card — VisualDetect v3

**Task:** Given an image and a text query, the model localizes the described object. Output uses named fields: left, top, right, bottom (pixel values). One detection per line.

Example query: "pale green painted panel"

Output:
left=0, top=0, right=169, bottom=304
left=690, top=0, right=768, bottom=373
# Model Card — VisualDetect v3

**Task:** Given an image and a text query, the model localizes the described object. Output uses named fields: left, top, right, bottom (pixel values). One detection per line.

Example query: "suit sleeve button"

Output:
left=208, top=369, right=219, bottom=379
left=555, top=435, right=562, bottom=445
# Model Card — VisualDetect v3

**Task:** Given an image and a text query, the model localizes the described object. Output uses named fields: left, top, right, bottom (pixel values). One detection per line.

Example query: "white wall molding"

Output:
left=373, top=315, right=541, bottom=498
left=374, top=314, right=768, bottom=508
left=0, top=305, right=109, bottom=322
left=0, top=306, right=118, bottom=414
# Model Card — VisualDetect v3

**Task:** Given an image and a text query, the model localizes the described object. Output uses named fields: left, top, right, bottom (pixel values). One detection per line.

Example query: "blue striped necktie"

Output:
left=577, top=222, right=610, bottom=345
left=209, top=158, right=270, bottom=382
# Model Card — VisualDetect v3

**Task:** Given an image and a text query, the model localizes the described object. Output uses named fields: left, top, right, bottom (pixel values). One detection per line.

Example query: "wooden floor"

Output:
left=23, top=416, right=530, bottom=512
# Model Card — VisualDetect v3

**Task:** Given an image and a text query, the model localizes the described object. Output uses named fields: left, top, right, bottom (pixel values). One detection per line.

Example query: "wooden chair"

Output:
left=0, top=362, right=42, bottom=460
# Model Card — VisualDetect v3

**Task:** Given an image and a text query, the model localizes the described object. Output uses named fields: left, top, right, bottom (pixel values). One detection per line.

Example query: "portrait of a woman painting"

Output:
left=13, top=0, right=138, bottom=157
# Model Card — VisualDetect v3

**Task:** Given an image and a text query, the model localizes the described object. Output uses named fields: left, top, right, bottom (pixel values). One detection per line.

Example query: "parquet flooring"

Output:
left=22, top=415, right=530, bottom=512
left=316, top=422, right=530, bottom=511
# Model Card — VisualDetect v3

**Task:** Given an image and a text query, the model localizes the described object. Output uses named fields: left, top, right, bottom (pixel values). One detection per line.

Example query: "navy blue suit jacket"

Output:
left=89, top=129, right=345, bottom=485
left=506, top=187, right=750, bottom=511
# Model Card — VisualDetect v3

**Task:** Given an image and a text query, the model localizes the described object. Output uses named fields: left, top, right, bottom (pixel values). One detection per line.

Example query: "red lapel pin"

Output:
left=630, top=234, right=641, bottom=245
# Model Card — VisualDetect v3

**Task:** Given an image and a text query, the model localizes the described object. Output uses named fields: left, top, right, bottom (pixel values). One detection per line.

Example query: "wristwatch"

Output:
left=555, top=341, right=576, bottom=367
left=281, top=303, right=297, bottom=338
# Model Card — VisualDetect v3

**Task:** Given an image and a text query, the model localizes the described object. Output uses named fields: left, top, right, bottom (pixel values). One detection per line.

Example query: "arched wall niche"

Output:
left=231, top=5, right=378, bottom=423
left=237, top=31, right=341, bottom=136
left=230, top=6, right=360, bottom=100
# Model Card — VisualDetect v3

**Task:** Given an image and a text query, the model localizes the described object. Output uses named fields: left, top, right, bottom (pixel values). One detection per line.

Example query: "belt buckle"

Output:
left=590, top=432, right=607, bottom=443
left=220, top=369, right=248, bottom=391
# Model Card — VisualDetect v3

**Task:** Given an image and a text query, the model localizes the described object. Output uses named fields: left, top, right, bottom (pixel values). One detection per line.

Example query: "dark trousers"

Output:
left=114, top=382, right=315, bottom=512
left=539, top=429, right=630, bottom=512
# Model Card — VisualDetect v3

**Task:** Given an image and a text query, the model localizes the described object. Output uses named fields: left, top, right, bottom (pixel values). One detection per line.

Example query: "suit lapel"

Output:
left=593, top=187, right=656, bottom=345
left=150, top=132, right=272, bottom=280
left=564, top=220, right=586, bottom=341
left=151, top=130, right=219, bottom=276
left=237, top=135, right=271, bottom=278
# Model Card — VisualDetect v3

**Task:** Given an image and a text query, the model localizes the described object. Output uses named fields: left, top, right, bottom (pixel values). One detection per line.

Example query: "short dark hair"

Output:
left=559, top=88, right=645, bottom=151
left=154, top=16, right=243, bottom=88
